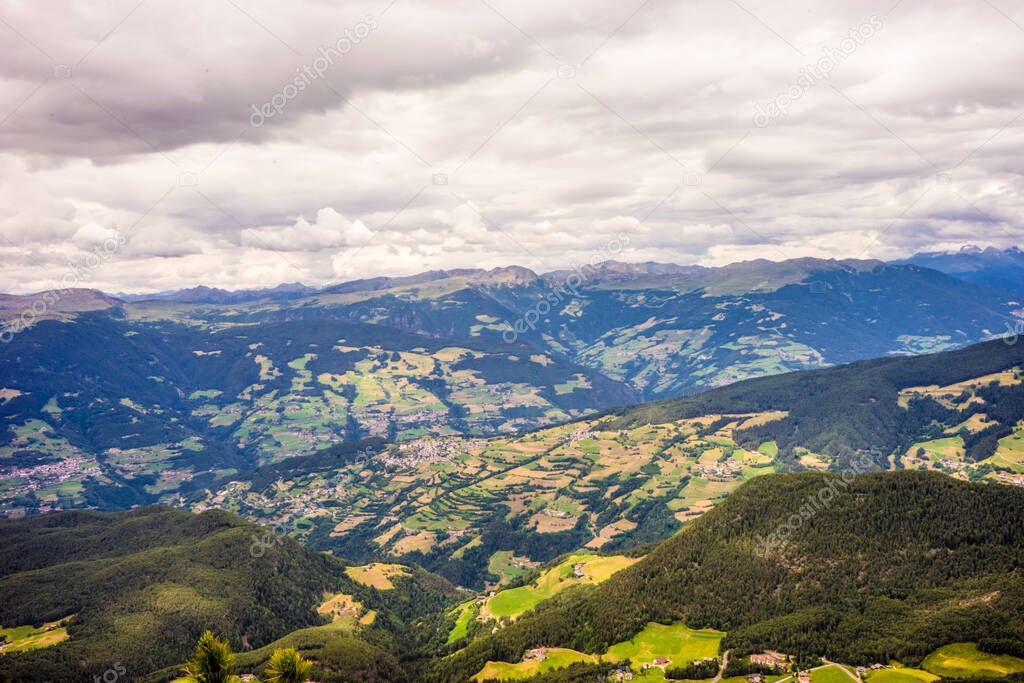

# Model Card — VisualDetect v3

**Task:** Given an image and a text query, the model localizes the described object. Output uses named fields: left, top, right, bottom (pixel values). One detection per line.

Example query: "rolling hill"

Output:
left=198, top=337, right=1024, bottom=588
left=0, top=505, right=455, bottom=682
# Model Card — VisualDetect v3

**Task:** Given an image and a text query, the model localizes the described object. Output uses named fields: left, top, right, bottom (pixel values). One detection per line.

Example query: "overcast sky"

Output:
left=1, top=0, right=1022, bottom=293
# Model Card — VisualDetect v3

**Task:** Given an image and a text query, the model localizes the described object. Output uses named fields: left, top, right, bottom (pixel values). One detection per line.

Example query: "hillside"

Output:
left=0, top=506, right=456, bottom=682
left=433, top=471, right=1024, bottom=681
left=199, top=338, right=1024, bottom=587
left=1, top=257, right=1018, bottom=520
left=0, top=314, right=633, bottom=517
left=604, top=336, right=1024, bottom=468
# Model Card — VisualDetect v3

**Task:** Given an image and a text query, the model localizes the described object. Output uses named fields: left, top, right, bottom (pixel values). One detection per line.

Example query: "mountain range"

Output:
left=1, top=253, right=1021, bottom=520
left=1, top=252, right=1024, bottom=681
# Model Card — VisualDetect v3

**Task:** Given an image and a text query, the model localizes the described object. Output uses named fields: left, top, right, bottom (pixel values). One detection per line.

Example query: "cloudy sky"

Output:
left=1, top=0, right=1022, bottom=293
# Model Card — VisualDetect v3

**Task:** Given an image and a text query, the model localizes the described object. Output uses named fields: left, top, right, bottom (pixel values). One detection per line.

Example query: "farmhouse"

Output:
left=573, top=562, right=587, bottom=579
left=642, top=657, right=671, bottom=669
left=798, top=671, right=812, bottom=683
left=523, top=648, right=548, bottom=662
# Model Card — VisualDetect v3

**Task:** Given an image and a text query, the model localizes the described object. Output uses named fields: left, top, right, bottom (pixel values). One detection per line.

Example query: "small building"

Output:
left=523, top=648, right=548, bottom=662
left=642, top=657, right=671, bottom=670
left=748, top=674, right=763, bottom=683
left=573, top=562, right=587, bottom=579
left=856, top=667, right=868, bottom=676
left=798, top=671, right=812, bottom=683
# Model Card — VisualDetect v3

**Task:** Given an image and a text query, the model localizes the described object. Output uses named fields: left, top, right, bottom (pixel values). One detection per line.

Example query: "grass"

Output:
left=473, top=648, right=597, bottom=681
left=921, top=643, right=1024, bottom=678
left=604, top=622, right=724, bottom=670
left=487, top=553, right=639, bottom=620
left=471, top=620, right=724, bottom=681
left=811, top=665, right=855, bottom=683
left=488, top=551, right=535, bottom=585
left=0, top=618, right=71, bottom=654
left=344, top=563, right=410, bottom=590
left=316, top=593, right=362, bottom=624
left=447, top=601, right=480, bottom=644
left=865, top=667, right=939, bottom=683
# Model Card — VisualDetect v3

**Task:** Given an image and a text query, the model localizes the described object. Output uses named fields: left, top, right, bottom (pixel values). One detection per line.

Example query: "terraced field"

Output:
left=199, top=411, right=782, bottom=581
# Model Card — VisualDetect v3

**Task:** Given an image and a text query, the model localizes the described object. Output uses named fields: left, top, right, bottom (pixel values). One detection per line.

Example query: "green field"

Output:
left=811, top=665, right=855, bottom=683
left=865, top=666, right=939, bottom=683
left=605, top=621, right=724, bottom=670
left=922, top=643, right=1024, bottom=678
left=0, top=619, right=71, bottom=654
left=488, top=551, right=535, bottom=585
left=472, top=621, right=723, bottom=681
left=447, top=601, right=480, bottom=644
left=473, top=648, right=597, bottom=681
left=487, top=553, right=639, bottom=620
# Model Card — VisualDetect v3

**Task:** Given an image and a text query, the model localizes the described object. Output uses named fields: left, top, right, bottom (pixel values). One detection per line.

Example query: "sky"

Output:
left=0, top=0, right=1022, bottom=294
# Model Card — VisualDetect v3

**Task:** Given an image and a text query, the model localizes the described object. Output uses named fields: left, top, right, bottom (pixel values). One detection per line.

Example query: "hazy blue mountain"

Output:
left=894, top=245, right=1024, bottom=295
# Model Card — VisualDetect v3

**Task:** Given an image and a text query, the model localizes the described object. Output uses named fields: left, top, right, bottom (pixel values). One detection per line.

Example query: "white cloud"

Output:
left=0, top=0, right=1022, bottom=293
left=241, top=208, right=373, bottom=251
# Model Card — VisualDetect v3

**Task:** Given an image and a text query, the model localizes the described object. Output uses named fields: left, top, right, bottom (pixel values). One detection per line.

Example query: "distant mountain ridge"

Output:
left=895, top=245, right=1024, bottom=295
left=3, top=249, right=1019, bottom=305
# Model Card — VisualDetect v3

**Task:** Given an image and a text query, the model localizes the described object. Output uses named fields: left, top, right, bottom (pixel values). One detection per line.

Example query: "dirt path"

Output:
left=712, top=650, right=731, bottom=683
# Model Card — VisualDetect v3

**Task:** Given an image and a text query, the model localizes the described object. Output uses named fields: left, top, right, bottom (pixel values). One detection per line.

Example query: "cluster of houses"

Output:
left=745, top=651, right=889, bottom=683
left=995, top=471, right=1024, bottom=487
left=568, top=427, right=598, bottom=443
left=0, top=455, right=90, bottom=510
left=749, top=652, right=788, bottom=669
left=380, top=436, right=481, bottom=468
left=697, top=459, right=743, bottom=479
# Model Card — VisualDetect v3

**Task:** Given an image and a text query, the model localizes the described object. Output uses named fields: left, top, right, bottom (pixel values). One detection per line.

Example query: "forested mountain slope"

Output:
left=433, top=471, right=1024, bottom=681
left=201, top=337, right=1024, bottom=589
left=0, top=506, right=455, bottom=682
